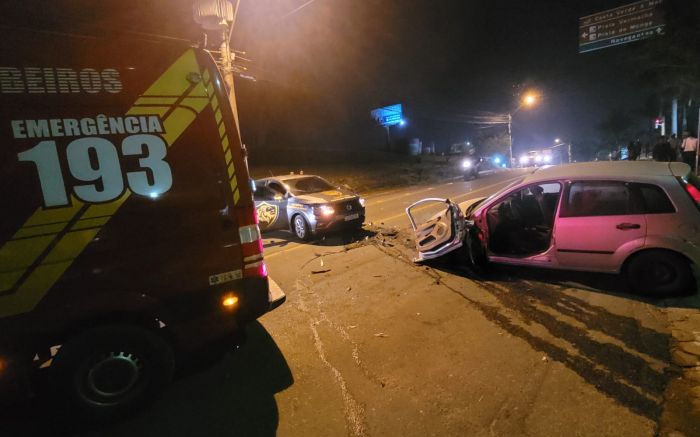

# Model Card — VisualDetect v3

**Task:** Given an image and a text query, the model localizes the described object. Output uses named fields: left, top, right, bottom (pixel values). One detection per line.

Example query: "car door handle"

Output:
left=616, top=223, right=641, bottom=230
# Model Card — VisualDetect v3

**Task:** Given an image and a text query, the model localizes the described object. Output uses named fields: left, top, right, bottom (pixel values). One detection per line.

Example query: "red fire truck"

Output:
left=0, top=27, right=284, bottom=420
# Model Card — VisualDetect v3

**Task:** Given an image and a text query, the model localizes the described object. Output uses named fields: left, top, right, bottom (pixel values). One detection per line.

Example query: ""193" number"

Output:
left=17, top=134, right=172, bottom=207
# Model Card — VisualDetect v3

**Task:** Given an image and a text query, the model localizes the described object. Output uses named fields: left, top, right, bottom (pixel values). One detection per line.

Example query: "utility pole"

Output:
left=507, top=113, right=513, bottom=168
left=194, top=0, right=242, bottom=143
left=384, top=126, right=391, bottom=151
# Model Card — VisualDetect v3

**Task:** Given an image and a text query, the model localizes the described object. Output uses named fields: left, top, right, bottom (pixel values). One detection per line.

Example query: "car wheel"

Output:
left=625, top=250, right=695, bottom=296
left=49, top=324, right=174, bottom=423
left=466, top=229, right=488, bottom=273
left=293, top=214, right=311, bottom=241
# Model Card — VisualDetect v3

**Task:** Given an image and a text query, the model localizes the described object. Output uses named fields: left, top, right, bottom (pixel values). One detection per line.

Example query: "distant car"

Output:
left=407, top=161, right=700, bottom=296
left=460, top=156, right=481, bottom=180
left=518, top=150, right=553, bottom=167
left=254, top=175, right=365, bottom=240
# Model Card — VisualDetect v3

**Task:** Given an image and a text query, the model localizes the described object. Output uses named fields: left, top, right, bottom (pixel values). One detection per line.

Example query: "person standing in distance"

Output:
left=681, top=131, right=699, bottom=171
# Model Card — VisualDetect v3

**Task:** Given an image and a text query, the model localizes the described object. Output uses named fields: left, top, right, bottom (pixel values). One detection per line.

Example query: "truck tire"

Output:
left=49, top=324, right=174, bottom=423
left=625, top=250, right=695, bottom=297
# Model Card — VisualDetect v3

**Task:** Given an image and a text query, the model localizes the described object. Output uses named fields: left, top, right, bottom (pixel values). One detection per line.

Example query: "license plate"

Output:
left=345, top=213, right=360, bottom=221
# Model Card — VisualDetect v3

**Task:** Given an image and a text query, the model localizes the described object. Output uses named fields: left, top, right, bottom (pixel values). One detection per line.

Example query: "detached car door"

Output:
left=554, top=180, right=646, bottom=272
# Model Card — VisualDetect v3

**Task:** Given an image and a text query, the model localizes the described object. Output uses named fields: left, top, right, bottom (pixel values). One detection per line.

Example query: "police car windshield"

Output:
left=285, top=176, right=335, bottom=195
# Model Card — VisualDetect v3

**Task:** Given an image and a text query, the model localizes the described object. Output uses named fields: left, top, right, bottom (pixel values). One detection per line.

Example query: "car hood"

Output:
left=293, top=187, right=358, bottom=204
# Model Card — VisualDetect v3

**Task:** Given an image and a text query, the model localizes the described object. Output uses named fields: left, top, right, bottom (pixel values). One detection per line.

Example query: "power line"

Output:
left=281, top=0, right=319, bottom=19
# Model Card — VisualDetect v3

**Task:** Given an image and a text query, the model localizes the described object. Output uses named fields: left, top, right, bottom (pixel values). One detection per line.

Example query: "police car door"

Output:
left=254, top=181, right=287, bottom=231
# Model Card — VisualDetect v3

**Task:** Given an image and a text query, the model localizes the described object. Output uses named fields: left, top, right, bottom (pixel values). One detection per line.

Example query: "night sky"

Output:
left=228, top=0, right=659, bottom=154
left=3, top=0, right=695, bottom=157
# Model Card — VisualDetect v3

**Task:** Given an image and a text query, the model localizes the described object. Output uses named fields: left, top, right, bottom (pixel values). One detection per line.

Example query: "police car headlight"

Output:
left=519, top=155, right=529, bottom=165
left=359, top=198, right=366, bottom=207
left=534, top=155, right=543, bottom=163
left=461, top=159, right=472, bottom=169
left=543, top=155, right=552, bottom=163
left=319, top=205, right=335, bottom=216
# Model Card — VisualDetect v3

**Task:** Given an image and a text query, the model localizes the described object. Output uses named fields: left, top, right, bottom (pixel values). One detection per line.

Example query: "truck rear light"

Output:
left=236, top=206, right=267, bottom=278
left=221, top=294, right=239, bottom=308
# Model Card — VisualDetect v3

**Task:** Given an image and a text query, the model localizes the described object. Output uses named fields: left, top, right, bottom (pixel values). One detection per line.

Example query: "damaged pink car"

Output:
left=407, top=161, right=700, bottom=296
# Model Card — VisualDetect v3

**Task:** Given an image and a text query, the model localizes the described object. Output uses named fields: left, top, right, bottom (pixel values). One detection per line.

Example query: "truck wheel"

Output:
left=625, top=250, right=694, bottom=296
left=49, top=324, right=174, bottom=423
left=293, top=215, right=311, bottom=241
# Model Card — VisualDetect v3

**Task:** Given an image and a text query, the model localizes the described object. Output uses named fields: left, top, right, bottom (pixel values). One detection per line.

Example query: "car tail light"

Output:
left=236, top=206, right=267, bottom=278
left=684, top=182, right=700, bottom=204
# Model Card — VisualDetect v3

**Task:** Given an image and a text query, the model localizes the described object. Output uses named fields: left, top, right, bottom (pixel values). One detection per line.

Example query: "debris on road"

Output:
left=373, top=332, right=388, bottom=338
left=311, top=269, right=332, bottom=275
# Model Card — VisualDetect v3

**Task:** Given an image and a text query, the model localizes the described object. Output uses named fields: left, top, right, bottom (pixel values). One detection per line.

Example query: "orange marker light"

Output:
left=222, top=294, right=239, bottom=308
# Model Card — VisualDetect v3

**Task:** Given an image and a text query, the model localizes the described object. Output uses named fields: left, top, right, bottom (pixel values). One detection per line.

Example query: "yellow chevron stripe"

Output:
left=13, top=223, right=67, bottom=239
left=23, top=200, right=84, bottom=227
left=71, top=217, right=111, bottom=231
left=0, top=235, right=55, bottom=278
left=134, top=96, right=179, bottom=105
left=226, top=162, right=235, bottom=178
left=128, top=106, right=171, bottom=117
left=221, top=135, right=229, bottom=150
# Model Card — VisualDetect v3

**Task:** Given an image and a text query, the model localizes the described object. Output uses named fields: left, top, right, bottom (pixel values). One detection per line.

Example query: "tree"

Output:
left=475, top=131, right=510, bottom=157
left=634, top=0, right=700, bottom=133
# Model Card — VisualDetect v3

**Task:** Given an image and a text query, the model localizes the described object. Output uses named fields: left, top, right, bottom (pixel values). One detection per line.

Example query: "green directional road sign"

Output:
left=579, top=0, right=665, bottom=53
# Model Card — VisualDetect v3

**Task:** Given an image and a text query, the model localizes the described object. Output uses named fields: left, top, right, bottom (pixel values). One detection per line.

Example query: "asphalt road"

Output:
left=4, top=169, right=699, bottom=437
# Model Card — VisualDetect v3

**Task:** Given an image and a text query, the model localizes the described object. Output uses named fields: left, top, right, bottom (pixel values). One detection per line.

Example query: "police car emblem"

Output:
left=256, top=202, right=279, bottom=226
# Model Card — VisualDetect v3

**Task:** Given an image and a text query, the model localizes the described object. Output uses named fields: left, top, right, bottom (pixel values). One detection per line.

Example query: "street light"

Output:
left=507, top=89, right=539, bottom=168
left=522, top=92, right=538, bottom=107
left=549, top=137, right=572, bottom=164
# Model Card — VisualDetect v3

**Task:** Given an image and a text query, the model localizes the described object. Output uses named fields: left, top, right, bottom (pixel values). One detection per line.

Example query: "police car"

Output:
left=254, top=175, right=366, bottom=240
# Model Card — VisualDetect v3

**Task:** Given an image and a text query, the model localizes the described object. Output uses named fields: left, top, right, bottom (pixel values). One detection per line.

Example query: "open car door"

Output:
left=406, top=198, right=467, bottom=263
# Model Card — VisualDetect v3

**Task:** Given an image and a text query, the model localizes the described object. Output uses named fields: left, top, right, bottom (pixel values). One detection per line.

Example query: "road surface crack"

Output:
left=295, top=279, right=369, bottom=437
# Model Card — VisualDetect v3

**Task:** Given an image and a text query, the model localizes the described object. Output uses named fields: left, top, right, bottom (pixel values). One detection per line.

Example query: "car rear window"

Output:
left=635, top=183, right=675, bottom=214
left=561, top=181, right=637, bottom=217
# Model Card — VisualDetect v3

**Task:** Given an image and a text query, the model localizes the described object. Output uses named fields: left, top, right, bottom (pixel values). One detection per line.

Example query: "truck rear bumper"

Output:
left=268, top=277, right=286, bottom=311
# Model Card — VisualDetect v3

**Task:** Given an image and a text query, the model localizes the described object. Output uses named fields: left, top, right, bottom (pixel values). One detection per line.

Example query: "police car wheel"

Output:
left=293, top=215, right=311, bottom=241
left=49, top=324, right=174, bottom=422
